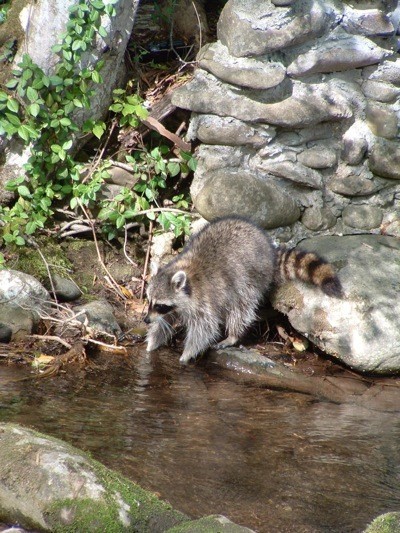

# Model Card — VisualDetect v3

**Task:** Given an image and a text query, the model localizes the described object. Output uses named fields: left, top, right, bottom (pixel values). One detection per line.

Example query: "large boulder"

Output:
left=271, top=235, right=400, bottom=374
left=0, top=270, right=51, bottom=341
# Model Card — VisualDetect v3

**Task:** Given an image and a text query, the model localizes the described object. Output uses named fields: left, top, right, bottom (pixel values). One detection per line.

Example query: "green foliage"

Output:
left=0, top=1, right=10, bottom=25
left=0, top=0, right=195, bottom=250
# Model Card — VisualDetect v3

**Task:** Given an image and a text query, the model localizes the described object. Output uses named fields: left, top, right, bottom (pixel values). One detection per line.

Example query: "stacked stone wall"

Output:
left=172, top=0, right=400, bottom=244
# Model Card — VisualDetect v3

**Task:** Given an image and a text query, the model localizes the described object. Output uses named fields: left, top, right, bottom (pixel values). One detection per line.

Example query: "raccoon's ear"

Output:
left=171, top=270, right=187, bottom=292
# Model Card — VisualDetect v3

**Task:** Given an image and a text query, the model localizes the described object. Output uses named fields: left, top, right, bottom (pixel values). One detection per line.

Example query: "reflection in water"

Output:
left=1, top=348, right=400, bottom=533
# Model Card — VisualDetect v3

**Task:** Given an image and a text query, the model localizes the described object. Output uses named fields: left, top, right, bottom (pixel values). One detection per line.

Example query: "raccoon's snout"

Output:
left=144, top=313, right=151, bottom=324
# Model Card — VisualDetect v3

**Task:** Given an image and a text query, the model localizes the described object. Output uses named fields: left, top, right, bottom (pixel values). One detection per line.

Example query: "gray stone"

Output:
left=255, top=158, right=323, bottom=189
left=0, top=270, right=50, bottom=316
left=168, top=515, right=255, bottom=533
left=73, top=300, right=122, bottom=336
left=341, top=122, right=369, bottom=165
left=342, top=6, right=394, bottom=37
left=329, top=164, right=391, bottom=197
left=272, top=235, right=400, bottom=373
left=342, top=205, right=383, bottom=229
left=361, top=79, right=400, bottom=103
left=46, top=274, right=82, bottom=302
left=363, top=58, right=400, bottom=85
left=107, top=165, right=139, bottom=187
left=287, top=28, right=389, bottom=77
left=198, top=41, right=286, bottom=89
left=217, top=0, right=340, bottom=57
left=192, top=114, right=276, bottom=147
left=0, top=323, right=12, bottom=343
left=191, top=169, right=301, bottom=229
left=0, top=307, right=36, bottom=341
left=369, top=138, right=400, bottom=180
left=301, top=206, right=337, bottom=230
left=172, top=71, right=352, bottom=127
left=366, top=102, right=398, bottom=139
left=297, top=145, right=338, bottom=169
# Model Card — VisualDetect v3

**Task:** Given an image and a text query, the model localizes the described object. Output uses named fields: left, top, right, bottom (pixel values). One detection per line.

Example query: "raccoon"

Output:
left=145, top=216, right=342, bottom=364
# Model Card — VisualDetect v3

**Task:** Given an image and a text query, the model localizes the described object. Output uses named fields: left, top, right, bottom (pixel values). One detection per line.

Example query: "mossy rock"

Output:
left=364, top=512, right=400, bottom=533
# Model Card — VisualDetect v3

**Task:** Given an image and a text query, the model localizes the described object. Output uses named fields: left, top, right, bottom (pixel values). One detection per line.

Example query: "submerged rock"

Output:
left=271, top=235, right=400, bottom=374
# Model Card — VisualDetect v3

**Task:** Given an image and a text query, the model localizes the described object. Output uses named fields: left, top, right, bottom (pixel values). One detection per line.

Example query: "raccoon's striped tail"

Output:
left=276, top=248, right=343, bottom=298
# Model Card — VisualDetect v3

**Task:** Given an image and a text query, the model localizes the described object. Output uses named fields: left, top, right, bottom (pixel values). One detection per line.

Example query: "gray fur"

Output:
left=145, top=216, right=277, bottom=363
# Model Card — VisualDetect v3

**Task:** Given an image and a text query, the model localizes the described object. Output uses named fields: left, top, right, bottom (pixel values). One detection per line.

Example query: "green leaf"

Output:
left=15, top=236, right=26, bottom=246
left=5, top=112, right=21, bottom=126
left=5, top=78, right=18, bottom=89
left=26, top=86, right=39, bottom=102
left=167, top=162, right=180, bottom=177
left=92, top=122, right=105, bottom=139
left=6, top=98, right=19, bottom=112
left=28, top=103, right=40, bottom=117
left=17, top=185, right=31, bottom=197
left=91, top=70, right=101, bottom=83
left=17, top=125, right=31, bottom=142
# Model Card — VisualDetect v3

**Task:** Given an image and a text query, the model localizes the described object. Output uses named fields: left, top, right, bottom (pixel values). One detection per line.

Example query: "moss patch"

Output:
left=364, top=512, right=400, bottom=533
left=8, top=237, right=74, bottom=284
left=45, top=459, right=187, bottom=533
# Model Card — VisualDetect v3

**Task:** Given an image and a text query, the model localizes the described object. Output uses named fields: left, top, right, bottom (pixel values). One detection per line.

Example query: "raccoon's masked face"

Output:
left=145, top=269, right=189, bottom=324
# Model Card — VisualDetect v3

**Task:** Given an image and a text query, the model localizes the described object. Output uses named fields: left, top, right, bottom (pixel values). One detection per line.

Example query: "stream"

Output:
left=0, top=347, right=400, bottom=532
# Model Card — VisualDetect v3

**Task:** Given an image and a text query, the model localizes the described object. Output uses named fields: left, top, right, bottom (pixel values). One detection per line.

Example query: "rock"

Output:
left=272, top=234, right=400, bottom=373
left=363, top=58, right=400, bottom=85
left=172, top=71, right=352, bottom=127
left=369, top=138, right=400, bottom=180
left=361, top=79, right=400, bottom=103
left=297, top=145, right=337, bottom=169
left=0, top=423, right=186, bottom=532
left=168, top=514, right=255, bottom=532
left=364, top=512, right=400, bottom=532
left=0, top=323, right=13, bottom=343
left=217, top=0, right=340, bottom=57
left=73, top=300, right=122, bottom=336
left=107, top=164, right=139, bottom=187
left=150, top=231, right=175, bottom=271
left=198, top=41, right=286, bottom=89
left=301, top=207, right=337, bottom=231
left=0, top=423, right=254, bottom=533
left=342, top=7, right=394, bottom=37
left=366, top=102, right=399, bottom=139
left=341, top=122, right=369, bottom=165
left=0, top=308, right=36, bottom=342
left=0, top=270, right=51, bottom=332
left=287, top=29, right=388, bottom=77
left=342, top=205, right=383, bottom=229
left=190, top=169, right=301, bottom=228
left=255, top=158, right=323, bottom=189
left=329, top=164, right=391, bottom=197
left=44, top=274, right=82, bottom=302
left=190, top=114, right=276, bottom=147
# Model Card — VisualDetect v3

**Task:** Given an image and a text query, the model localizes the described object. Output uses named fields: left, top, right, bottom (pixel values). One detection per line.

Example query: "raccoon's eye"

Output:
left=153, top=304, right=174, bottom=314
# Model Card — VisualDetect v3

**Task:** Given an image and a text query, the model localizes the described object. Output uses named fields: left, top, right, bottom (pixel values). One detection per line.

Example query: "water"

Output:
left=1, top=348, right=400, bottom=532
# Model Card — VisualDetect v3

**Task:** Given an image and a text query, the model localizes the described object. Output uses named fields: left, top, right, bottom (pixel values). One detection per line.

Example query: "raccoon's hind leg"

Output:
left=216, top=303, right=258, bottom=350
left=146, top=315, right=176, bottom=352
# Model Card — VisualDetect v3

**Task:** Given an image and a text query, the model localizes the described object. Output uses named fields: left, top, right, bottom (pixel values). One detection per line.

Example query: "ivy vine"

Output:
left=0, top=0, right=194, bottom=248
